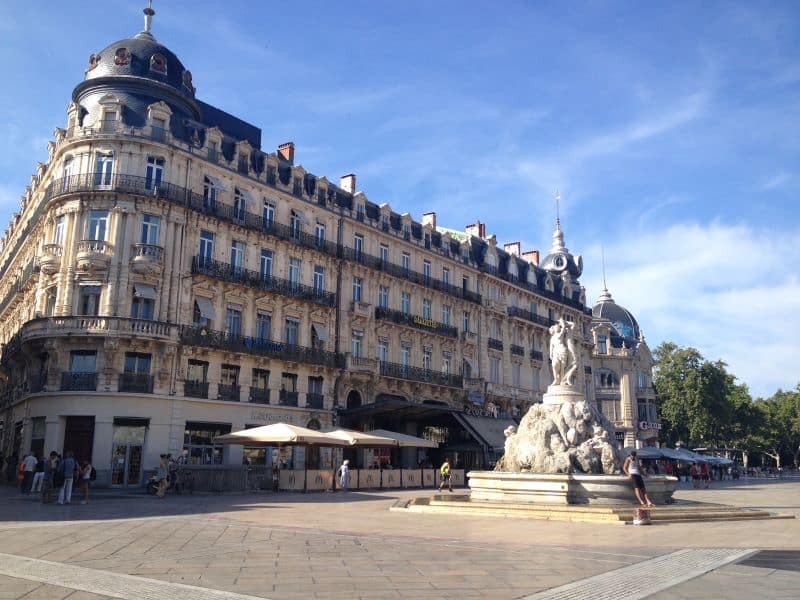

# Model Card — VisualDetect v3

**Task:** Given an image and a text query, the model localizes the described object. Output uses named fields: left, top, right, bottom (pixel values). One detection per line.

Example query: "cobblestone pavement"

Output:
left=0, top=478, right=796, bottom=599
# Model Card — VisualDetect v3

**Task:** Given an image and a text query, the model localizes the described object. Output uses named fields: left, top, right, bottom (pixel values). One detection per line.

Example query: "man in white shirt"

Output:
left=22, top=452, right=37, bottom=494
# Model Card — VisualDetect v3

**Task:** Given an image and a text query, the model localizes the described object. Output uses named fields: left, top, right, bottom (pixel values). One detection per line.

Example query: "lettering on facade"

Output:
left=638, top=421, right=662, bottom=431
left=463, top=407, right=497, bottom=419
left=412, top=315, right=439, bottom=329
left=249, top=409, right=300, bottom=423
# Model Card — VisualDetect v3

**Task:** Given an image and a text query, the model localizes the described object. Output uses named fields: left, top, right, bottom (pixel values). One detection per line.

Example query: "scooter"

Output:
left=145, top=474, right=160, bottom=495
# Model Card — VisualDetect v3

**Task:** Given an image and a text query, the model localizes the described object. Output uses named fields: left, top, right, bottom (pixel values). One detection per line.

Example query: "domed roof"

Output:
left=83, top=30, right=195, bottom=99
left=592, top=288, right=640, bottom=340
left=540, top=220, right=583, bottom=281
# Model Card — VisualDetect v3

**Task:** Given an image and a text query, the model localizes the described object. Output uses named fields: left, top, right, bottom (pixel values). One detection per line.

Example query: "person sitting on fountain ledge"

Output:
left=623, top=451, right=655, bottom=507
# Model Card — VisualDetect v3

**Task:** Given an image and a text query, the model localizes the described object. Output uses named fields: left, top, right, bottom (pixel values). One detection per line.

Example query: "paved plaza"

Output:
left=0, top=478, right=797, bottom=599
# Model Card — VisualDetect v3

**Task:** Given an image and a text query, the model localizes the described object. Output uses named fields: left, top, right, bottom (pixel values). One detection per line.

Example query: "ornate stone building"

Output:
left=0, top=7, right=594, bottom=483
left=590, top=286, right=659, bottom=448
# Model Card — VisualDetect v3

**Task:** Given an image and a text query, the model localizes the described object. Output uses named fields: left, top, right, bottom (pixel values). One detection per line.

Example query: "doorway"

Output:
left=110, top=418, right=148, bottom=487
left=63, top=416, right=95, bottom=463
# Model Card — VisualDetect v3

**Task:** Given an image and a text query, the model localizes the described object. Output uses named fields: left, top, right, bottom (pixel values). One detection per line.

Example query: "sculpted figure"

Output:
left=548, top=317, right=578, bottom=386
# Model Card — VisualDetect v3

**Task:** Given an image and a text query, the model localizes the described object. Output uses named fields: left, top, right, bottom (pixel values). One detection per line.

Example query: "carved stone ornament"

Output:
left=114, top=47, right=131, bottom=66
left=182, top=70, right=194, bottom=92
left=87, top=53, right=101, bottom=71
left=150, top=53, right=167, bottom=74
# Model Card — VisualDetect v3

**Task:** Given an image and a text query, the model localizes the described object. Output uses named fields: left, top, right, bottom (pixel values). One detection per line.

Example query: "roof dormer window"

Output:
left=150, top=53, right=167, bottom=74
left=114, top=47, right=130, bottom=66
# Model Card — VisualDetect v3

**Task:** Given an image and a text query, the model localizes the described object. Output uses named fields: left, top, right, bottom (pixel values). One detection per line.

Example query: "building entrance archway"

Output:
left=346, top=390, right=362, bottom=410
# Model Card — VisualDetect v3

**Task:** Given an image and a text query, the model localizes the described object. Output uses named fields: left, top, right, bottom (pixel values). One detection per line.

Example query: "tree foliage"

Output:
left=653, top=342, right=800, bottom=467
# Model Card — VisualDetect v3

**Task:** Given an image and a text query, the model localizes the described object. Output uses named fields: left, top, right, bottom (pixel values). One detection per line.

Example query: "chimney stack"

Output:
left=340, top=173, right=356, bottom=194
left=421, top=212, right=437, bottom=229
left=522, top=250, right=540, bottom=265
left=504, top=242, right=521, bottom=256
left=278, top=142, right=295, bottom=164
left=465, top=220, right=486, bottom=239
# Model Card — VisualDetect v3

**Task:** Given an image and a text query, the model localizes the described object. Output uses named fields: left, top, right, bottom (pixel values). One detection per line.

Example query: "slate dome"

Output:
left=592, top=289, right=640, bottom=341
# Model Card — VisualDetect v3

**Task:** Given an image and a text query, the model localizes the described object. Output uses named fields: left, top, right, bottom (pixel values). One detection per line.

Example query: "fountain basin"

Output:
left=468, top=471, right=678, bottom=505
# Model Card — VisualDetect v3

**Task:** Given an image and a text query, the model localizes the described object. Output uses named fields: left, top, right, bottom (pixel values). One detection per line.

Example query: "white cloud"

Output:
left=759, top=171, right=793, bottom=191
left=583, top=222, right=800, bottom=398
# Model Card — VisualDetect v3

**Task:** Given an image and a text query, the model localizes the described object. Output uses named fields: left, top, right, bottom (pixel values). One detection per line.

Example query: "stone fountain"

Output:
left=468, top=317, right=677, bottom=505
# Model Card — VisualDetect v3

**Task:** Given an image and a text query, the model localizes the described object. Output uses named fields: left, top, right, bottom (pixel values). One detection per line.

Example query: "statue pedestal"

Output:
left=542, top=385, right=584, bottom=405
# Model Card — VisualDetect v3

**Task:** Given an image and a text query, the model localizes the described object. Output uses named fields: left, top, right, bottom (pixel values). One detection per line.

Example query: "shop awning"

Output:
left=312, top=323, right=328, bottom=341
left=133, top=284, right=157, bottom=300
left=195, top=297, right=215, bottom=320
left=323, top=428, right=399, bottom=447
left=453, top=413, right=517, bottom=452
left=215, top=423, right=350, bottom=447
left=367, top=429, right=439, bottom=448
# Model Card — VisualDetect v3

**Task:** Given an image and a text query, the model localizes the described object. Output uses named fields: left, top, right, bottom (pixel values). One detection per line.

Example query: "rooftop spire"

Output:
left=597, top=245, right=613, bottom=303
left=550, top=189, right=568, bottom=254
left=141, top=1, right=155, bottom=38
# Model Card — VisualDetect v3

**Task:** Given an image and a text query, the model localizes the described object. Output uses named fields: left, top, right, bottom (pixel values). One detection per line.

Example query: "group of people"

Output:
left=8, top=450, right=93, bottom=504
left=334, top=458, right=456, bottom=492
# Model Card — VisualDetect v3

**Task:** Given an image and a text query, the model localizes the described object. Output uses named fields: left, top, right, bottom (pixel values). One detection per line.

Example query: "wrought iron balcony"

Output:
left=249, top=388, right=270, bottom=404
left=306, top=393, right=325, bottom=409
left=184, top=380, right=209, bottom=399
left=179, top=326, right=345, bottom=369
left=488, top=338, right=504, bottom=351
left=118, top=373, right=154, bottom=393
left=61, top=372, right=97, bottom=392
left=192, top=256, right=336, bottom=307
left=279, top=390, right=299, bottom=406
left=510, top=344, right=525, bottom=357
left=507, top=306, right=554, bottom=327
left=379, top=361, right=463, bottom=388
left=218, top=383, right=241, bottom=402
left=374, top=307, right=458, bottom=338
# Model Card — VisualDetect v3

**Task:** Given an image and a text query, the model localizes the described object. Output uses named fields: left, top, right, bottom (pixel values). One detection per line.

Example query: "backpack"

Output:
left=89, top=466, right=97, bottom=481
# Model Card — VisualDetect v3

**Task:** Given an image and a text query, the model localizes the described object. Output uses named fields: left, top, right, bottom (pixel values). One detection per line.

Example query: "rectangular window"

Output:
left=44, top=288, right=57, bottom=317
left=378, top=341, right=388, bottom=364
left=401, top=346, right=411, bottom=368
left=597, top=335, right=607, bottom=354
left=187, top=359, right=208, bottom=382
left=442, top=352, right=452, bottom=375
left=145, top=157, right=164, bottom=190
left=199, top=230, right=214, bottom=262
left=230, top=240, right=245, bottom=270
left=225, top=306, right=242, bottom=337
left=70, top=350, right=97, bottom=373
left=233, top=188, right=246, bottom=222
left=548, top=308, right=555, bottom=322
left=315, top=223, right=326, bottom=247
left=463, top=311, right=470, bottom=333
left=152, top=117, right=166, bottom=140
left=221, top=364, right=239, bottom=386
left=313, top=265, right=325, bottom=293
left=490, top=357, right=501, bottom=384
left=87, top=210, right=108, bottom=241
left=78, top=285, right=101, bottom=316
left=356, top=204, right=365, bottom=221
left=252, top=368, right=269, bottom=391
left=263, top=201, right=275, bottom=227
left=131, top=296, right=154, bottom=320
left=512, top=363, right=521, bottom=387
left=638, top=371, right=647, bottom=389
left=183, top=422, right=230, bottom=466
left=532, top=368, right=540, bottom=391
left=378, top=285, right=389, bottom=309
left=260, top=249, right=273, bottom=279
left=192, top=300, right=211, bottom=328
left=53, top=216, right=65, bottom=245
left=380, top=244, right=389, bottom=267
left=422, top=298, right=432, bottom=319
left=288, top=258, right=300, bottom=288
left=95, top=154, right=114, bottom=186
left=637, top=400, right=648, bottom=422
left=101, top=110, right=116, bottom=132
left=462, top=276, right=469, bottom=292
left=401, top=292, right=410, bottom=315
left=351, top=332, right=363, bottom=358
left=422, top=349, right=432, bottom=371
left=442, top=267, right=450, bottom=286
left=285, top=319, right=299, bottom=346
left=140, top=214, right=160, bottom=245
left=352, top=277, right=363, bottom=302
left=442, top=305, right=450, bottom=326
left=354, top=234, right=364, bottom=261
left=402, top=252, right=410, bottom=275
left=423, top=260, right=431, bottom=283
left=281, top=373, right=298, bottom=392
left=290, top=212, right=301, bottom=238
left=124, top=352, right=151, bottom=374
left=256, top=312, right=272, bottom=341
left=203, top=177, right=217, bottom=209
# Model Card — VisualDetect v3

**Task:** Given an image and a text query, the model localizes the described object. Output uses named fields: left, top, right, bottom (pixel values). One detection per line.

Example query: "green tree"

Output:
left=758, top=385, right=800, bottom=468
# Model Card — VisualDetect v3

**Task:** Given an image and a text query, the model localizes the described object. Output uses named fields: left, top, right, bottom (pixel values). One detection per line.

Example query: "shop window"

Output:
left=183, top=422, right=230, bottom=465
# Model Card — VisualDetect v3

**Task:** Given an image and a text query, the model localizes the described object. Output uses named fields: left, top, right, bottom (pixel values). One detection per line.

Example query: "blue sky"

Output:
left=1, top=1, right=798, bottom=397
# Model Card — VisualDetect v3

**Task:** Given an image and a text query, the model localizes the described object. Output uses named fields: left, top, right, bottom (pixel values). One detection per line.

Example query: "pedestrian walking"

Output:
left=79, top=460, right=93, bottom=504
left=41, top=452, right=58, bottom=504
left=155, top=454, right=169, bottom=498
left=438, top=458, right=453, bottom=492
left=31, top=454, right=45, bottom=493
left=21, top=452, right=37, bottom=493
left=337, top=459, right=350, bottom=491
left=623, top=451, right=655, bottom=507
left=701, top=462, right=711, bottom=489
left=57, top=451, right=77, bottom=504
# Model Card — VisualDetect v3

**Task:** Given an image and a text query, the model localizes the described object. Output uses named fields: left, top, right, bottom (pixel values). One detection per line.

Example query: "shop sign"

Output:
left=413, top=315, right=440, bottom=329
left=468, top=391, right=485, bottom=405
left=638, top=421, right=662, bottom=431
left=250, top=409, right=302, bottom=424
left=464, top=407, right=497, bottom=419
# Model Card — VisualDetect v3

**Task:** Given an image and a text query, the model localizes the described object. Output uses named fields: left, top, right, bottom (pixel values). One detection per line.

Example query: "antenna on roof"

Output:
left=554, top=189, right=561, bottom=229
left=143, top=1, right=155, bottom=34
left=601, top=245, right=608, bottom=291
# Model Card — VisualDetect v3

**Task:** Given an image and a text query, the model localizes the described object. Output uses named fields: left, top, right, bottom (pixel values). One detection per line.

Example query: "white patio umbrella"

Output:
left=324, top=428, right=399, bottom=447
left=367, top=429, right=439, bottom=448
left=214, top=423, right=350, bottom=447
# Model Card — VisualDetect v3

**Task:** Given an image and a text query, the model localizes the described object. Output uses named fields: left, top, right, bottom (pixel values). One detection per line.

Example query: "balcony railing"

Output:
left=379, top=361, right=463, bottom=388
left=192, top=256, right=336, bottom=307
left=184, top=380, right=209, bottom=399
left=279, top=390, right=299, bottom=406
left=27, top=375, right=47, bottom=393
left=131, top=243, right=164, bottom=261
left=341, top=246, right=482, bottom=305
left=510, top=344, right=525, bottom=357
left=530, top=349, right=544, bottom=361
left=507, top=306, right=554, bottom=328
left=218, top=383, right=241, bottom=402
left=118, top=373, right=154, bottom=393
left=347, top=355, right=377, bottom=372
left=179, top=326, right=345, bottom=369
left=249, top=388, right=270, bottom=404
left=306, top=393, right=325, bottom=409
left=374, top=307, right=458, bottom=338
left=488, top=338, right=504, bottom=351
left=16, top=317, right=174, bottom=345
left=61, top=372, right=97, bottom=392
left=76, top=239, right=113, bottom=256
